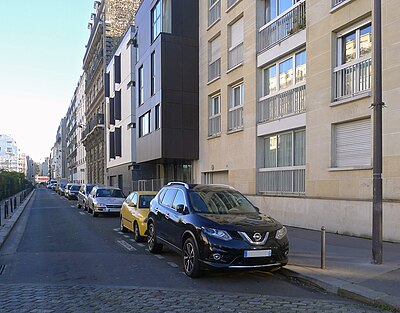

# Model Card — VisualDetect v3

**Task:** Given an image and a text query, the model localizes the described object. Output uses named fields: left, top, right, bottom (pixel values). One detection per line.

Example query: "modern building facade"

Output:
left=82, top=0, right=141, bottom=185
left=0, top=134, right=20, bottom=172
left=134, top=0, right=199, bottom=190
left=105, top=26, right=137, bottom=195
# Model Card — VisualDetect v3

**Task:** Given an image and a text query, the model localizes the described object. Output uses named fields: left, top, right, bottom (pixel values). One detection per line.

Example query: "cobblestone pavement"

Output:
left=0, top=284, right=387, bottom=313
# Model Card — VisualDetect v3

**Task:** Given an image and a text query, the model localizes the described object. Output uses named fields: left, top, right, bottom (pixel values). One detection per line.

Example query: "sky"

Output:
left=0, top=0, right=94, bottom=162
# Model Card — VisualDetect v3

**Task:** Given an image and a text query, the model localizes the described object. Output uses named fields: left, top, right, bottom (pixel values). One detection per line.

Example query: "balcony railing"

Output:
left=333, top=56, right=371, bottom=102
left=228, top=105, right=243, bottom=131
left=132, top=178, right=166, bottom=192
left=82, top=113, right=104, bottom=140
left=208, top=0, right=221, bottom=27
left=258, top=0, right=306, bottom=53
left=258, top=83, right=306, bottom=123
left=208, top=58, right=221, bottom=82
left=258, top=166, right=305, bottom=194
left=208, top=115, right=221, bottom=137
left=332, top=0, right=347, bottom=7
left=228, top=43, right=243, bottom=70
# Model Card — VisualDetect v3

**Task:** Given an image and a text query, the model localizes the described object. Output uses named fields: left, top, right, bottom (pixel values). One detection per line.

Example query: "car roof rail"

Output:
left=167, top=182, right=190, bottom=189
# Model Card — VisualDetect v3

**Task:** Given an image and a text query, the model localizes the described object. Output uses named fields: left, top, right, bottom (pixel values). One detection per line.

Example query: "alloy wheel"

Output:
left=184, top=242, right=195, bottom=274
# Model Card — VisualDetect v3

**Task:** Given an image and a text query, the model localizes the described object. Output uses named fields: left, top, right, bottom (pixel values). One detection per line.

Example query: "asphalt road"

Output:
left=0, top=188, right=385, bottom=312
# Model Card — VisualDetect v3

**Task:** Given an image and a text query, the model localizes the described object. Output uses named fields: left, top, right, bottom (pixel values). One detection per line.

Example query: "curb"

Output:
left=0, top=190, right=35, bottom=249
left=280, top=266, right=400, bottom=312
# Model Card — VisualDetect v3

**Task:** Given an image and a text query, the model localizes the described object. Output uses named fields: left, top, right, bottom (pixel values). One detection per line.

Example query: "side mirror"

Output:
left=128, top=202, right=136, bottom=208
left=254, top=207, right=261, bottom=214
left=176, top=204, right=189, bottom=214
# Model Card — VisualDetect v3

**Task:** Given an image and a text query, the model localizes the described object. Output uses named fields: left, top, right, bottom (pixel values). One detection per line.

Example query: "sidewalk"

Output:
left=283, top=227, right=400, bottom=312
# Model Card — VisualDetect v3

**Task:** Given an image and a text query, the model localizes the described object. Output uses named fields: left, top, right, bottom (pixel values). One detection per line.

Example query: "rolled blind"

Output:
left=210, top=36, right=220, bottom=63
left=230, top=18, right=243, bottom=49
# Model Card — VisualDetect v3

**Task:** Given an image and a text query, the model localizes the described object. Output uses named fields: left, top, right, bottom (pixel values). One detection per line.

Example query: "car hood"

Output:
left=197, top=213, right=282, bottom=232
left=95, top=197, right=125, bottom=205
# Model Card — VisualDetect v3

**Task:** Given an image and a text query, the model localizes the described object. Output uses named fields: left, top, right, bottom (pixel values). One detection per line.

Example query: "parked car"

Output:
left=147, top=182, right=289, bottom=277
left=58, top=183, right=67, bottom=195
left=77, top=184, right=96, bottom=210
left=87, top=186, right=126, bottom=217
left=64, top=183, right=73, bottom=198
left=120, top=191, right=158, bottom=242
left=67, top=184, right=81, bottom=200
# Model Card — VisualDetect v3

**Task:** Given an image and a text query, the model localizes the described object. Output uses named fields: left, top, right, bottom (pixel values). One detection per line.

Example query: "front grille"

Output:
left=232, top=256, right=277, bottom=267
left=106, top=205, right=121, bottom=209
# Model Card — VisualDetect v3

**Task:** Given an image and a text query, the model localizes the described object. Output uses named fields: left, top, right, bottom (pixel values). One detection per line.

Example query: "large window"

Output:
left=334, top=22, right=372, bottom=101
left=138, top=66, right=144, bottom=105
left=208, top=94, right=221, bottom=137
left=228, top=18, right=244, bottom=70
left=155, top=104, right=161, bottom=130
left=151, top=0, right=172, bottom=42
left=208, top=0, right=221, bottom=27
left=265, top=0, right=300, bottom=23
left=139, top=111, right=151, bottom=137
left=151, top=52, right=156, bottom=95
left=228, top=83, right=244, bottom=131
left=208, top=35, right=221, bottom=82
left=151, top=0, right=162, bottom=41
left=333, top=119, right=371, bottom=168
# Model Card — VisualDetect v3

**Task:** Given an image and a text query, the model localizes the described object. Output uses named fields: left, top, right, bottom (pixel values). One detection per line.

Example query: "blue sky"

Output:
left=0, top=0, right=94, bottom=161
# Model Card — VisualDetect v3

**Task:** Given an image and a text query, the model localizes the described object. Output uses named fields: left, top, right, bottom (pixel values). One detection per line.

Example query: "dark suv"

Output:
left=147, top=182, right=289, bottom=277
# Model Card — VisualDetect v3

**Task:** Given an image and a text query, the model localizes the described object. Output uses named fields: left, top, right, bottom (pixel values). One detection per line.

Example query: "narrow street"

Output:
left=0, top=189, right=385, bottom=312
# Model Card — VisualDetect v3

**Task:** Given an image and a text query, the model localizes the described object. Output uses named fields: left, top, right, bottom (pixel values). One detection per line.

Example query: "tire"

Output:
left=120, top=216, right=128, bottom=232
left=92, top=207, right=98, bottom=217
left=147, top=222, right=163, bottom=253
left=133, top=222, right=144, bottom=242
left=77, top=201, right=81, bottom=209
left=183, top=237, right=203, bottom=278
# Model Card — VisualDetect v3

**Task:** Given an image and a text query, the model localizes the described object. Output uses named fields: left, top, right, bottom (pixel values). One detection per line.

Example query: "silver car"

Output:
left=87, top=186, right=126, bottom=217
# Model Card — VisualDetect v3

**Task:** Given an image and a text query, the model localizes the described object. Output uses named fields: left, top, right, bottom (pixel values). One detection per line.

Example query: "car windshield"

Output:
left=188, top=187, right=258, bottom=214
left=87, top=185, right=95, bottom=193
left=138, top=195, right=155, bottom=208
left=96, top=189, right=125, bottom=198
left=71, top=185, right=80, bottom=191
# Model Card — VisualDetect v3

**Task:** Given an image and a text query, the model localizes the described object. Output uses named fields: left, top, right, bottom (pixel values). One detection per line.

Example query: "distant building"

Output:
left=0, top=134, right=19, bottom=172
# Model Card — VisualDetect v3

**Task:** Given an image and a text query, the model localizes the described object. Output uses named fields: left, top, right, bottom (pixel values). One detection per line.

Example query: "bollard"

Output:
left=5, top=201, right=8, bottom=219
left=321, top=226, right=326, bottom=269
left=0, top=202, right=2, bottom=226
left=14, top=197, right=17, bottom=210
left=10, top=198, right=13, bottom=213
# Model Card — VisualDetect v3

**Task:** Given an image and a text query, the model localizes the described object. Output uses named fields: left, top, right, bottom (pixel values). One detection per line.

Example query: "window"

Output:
left=115, top=127, right=122, bottom=157
left=208, top=36, right=221, bottom=81
left=155, top=104, right=161, bottom=130
left=109, top=131, right=115, bottom=159
left=114, top=54, right=121, bottom=84
left=264, top=129, right=305, bottom=168
left=161, top=189, right=177, bottom=207
left=208, top=0, right=221, bottom=27
left=228, top=18, right=244, bottom=69
left=109, top=98, right=115, bottom=125
left=228, top=83, right=244, bottom=131
left=172, top=190, right=186, bottom=211
left=151, top=52, right=156, bottom=95
left=262, top=50, right=306, bottom=97
left=139, top=111, right=151, bottom=137
left=265, top=0, right=299, bottom=23
left=114, top=90, right=121, bottom=120
left=334, top=23, right=372, bottom=101
left=208, top=94, right=221, bottom=136
left=333, top=119, right=371, bottom=167
left=151, top=0, right=162, bottom=41
left=138, top=66, right=144, bottom=105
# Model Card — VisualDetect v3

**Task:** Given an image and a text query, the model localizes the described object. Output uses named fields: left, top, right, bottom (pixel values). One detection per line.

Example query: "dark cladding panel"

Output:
left=109, top=98, right=115, bottom=125
left=109, top=131, right=115, bottom=159
left=105, top=72, right=110, bottom=97
left=114, top=54, right=121, bottom=84
left=115, top=126, right=122, bottom=157
left=115, top=90, right=121, bottom=120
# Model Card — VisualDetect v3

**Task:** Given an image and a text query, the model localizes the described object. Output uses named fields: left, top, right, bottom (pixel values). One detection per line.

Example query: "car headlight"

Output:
left=94, top=202, right=106, bottom=208
left=275, top=226, right=287, bottom=240
left=203, top=227, right=232, bottom=241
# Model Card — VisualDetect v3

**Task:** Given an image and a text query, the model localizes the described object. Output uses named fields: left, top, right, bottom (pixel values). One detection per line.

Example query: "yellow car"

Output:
left=120, top=191, right=157, bottom=242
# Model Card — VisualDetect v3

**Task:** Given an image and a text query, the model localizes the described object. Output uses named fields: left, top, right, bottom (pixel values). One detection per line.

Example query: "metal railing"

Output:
left=332, top=0, right=347, bottom=7
left=258, top=0, right=306, bottom=53
left=258, top=167, right=305, bottom=194
left=333, top=56, right=372, bottom=102
left=132, top=178, right=166, bottom=192
left=208, top=0, right=221, bottom=27
left=208, top=58, right=221, bottom=82
left=228, top=43, right=243, bottom=70
left=228, top=105, right=243, bottom=131
left=258, top=84, right=306, bottom=123
left=208, top=114, right=221, bottom=137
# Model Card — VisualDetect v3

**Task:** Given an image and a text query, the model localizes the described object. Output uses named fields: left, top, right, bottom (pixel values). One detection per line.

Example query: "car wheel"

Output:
left=133, top=222, right=144, bottom=242
left=77, top=201, right=81, bottom=209
left=183, top=237, right=203, bottom=278
left=92, top=207, right=98, bottom=217
left=120, top=216, right=128, bottom=232
left=147, top=222, right=162, bottom=253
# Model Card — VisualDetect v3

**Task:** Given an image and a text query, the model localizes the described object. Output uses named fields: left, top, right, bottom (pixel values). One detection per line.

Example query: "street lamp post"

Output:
left=372, top=0, right=383, bottom=265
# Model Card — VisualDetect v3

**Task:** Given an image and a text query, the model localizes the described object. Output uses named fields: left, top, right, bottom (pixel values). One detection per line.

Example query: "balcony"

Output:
left=82, top=113, right=104, bottom=142
left=228, top=42, right=243, bottom=70
left=258, top=0, right=306, bottom=53
left=228, top=105, right=243, bottom=132
left=208, top=114, right=221, bottom=137
left=208, top=0, right=221, bottom=27
left=333, top=56, right=371, bottom=102
left=208, top=58, right=221, bottom=82
left=258, top=83, right=306, bottom=123
left=258, top=166, right=305, bottom=194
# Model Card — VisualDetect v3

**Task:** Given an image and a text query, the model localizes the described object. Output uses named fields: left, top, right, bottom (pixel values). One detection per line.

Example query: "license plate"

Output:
left=244, top=250, right=272, bottom=258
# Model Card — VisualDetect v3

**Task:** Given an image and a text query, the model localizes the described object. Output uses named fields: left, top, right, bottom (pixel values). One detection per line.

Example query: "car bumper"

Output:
left=93, top=207, right=121, bottom=213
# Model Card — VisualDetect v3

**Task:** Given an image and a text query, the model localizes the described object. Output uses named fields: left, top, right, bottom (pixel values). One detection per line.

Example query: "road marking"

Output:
left=113, top=228, right=120, bottom=232
left=154, top=255, right=165, bottom=260
left=117, top=240, right=137, bottom=252
left=0, top=265, right=6, bottom=275
left=79, top=212, right=86, bottom=215
left=70, top=205, right=75, bottom=208
left=137, top=243, right=145, bottom=247
left=167, top=262, right=179, bottom=268
left=123, top=235, right=130, bottom=238
left=117, top=232, right=124, bottom=235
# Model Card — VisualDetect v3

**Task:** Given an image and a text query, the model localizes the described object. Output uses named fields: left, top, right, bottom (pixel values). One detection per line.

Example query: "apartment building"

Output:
left=76, top=74, right=87, bottom=184
left=134, top=0, right=199, bottom=189
left=66, top=91, right=78, bottom=182
left=0, top=134, right=19, bottom=172
left=105, top=26, right=137, bottom=195
left=198, top=0, right=400, bottom=241
left=82, top=0, right=140, bottom=185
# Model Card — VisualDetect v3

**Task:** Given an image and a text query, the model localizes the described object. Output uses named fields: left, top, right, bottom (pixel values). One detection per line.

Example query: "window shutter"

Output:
left=230, top=18, right=243, bottom=49
left=105, top=72, right=110, bottom=97
left=114, top=55, right=121, bottom=84
left=115, top=90, right=121, bottom=120
left=335, top=119, right=371, bottom=167
left=210, top=36, right=220, bottom=63
left=109, top=98, right=115, bottom=125
left=109, top=131, right=115, bottom=159
left=115, top=127, right=122, bottom=157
